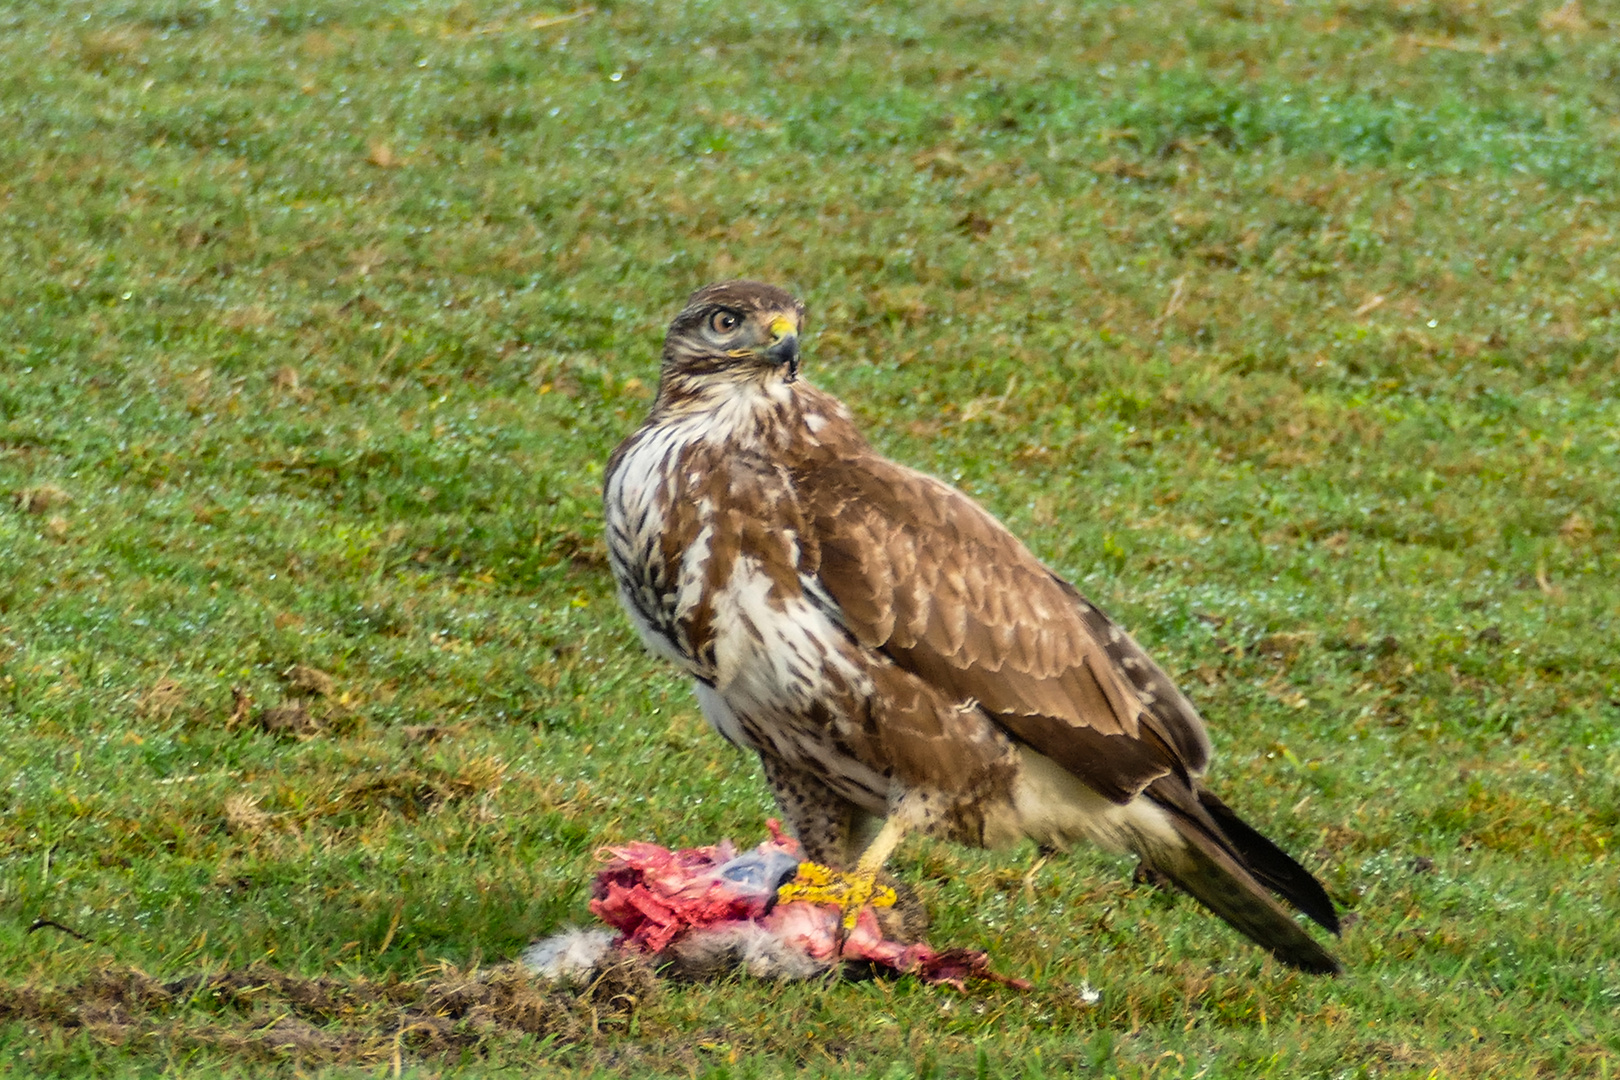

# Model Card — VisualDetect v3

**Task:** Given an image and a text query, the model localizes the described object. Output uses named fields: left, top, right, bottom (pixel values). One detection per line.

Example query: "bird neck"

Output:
left=650, top=370, right=803, bottom=449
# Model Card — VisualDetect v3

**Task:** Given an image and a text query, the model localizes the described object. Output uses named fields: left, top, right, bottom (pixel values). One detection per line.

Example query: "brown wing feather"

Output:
left=794, top=432, right=1211, bottom=803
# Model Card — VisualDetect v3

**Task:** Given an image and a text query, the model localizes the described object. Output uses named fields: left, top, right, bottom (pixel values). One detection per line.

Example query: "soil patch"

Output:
left=0, top=958, right=655, bottom=1065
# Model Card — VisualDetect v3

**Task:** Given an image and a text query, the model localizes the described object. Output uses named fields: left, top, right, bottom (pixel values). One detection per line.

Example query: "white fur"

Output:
left=520, top=928, right=618, bottom=984
left=524, top=923, right=831, bottom=984
left=668, top=924, right=830, bottom=981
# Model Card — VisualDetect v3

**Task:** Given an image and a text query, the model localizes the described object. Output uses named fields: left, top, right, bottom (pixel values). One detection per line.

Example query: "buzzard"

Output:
left=603, top=281, right=1342, bottom=974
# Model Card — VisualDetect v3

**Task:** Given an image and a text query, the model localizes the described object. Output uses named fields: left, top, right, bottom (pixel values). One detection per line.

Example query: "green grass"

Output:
left=2, top=0, right=1619, bottom=1074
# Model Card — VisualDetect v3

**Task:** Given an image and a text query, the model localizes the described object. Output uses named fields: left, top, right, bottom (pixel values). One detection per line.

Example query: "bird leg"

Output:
left=839, top=808, right=912, bottom=928
left=1021, top=844, right=1057, bottom=905
left=779, top=798, right=921, bottom=929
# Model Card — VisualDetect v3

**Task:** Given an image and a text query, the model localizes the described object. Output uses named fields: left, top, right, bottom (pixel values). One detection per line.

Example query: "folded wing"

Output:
left=797, top=452, right=1211, bottom=802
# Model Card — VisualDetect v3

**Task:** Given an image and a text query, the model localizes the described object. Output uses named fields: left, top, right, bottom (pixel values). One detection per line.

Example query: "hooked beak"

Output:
left=764, top=317, right=800, bottom=382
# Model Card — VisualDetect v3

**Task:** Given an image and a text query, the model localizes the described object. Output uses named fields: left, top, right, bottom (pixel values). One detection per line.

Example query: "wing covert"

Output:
left=796, top=448, right=1211, bottom=800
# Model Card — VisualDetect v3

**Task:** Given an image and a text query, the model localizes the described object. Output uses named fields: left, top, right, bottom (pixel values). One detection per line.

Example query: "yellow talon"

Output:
left=777, top=861, right=896, bottom=927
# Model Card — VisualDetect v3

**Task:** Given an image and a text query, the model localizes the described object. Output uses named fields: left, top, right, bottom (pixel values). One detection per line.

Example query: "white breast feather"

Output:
left=608, top=385, right=888, bottom=805
left=706, top=555, right=888, bottom=802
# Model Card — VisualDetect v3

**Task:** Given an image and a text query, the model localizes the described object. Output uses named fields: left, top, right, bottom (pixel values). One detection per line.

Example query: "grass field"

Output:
left=2, top=0, right=1618, bottom=1075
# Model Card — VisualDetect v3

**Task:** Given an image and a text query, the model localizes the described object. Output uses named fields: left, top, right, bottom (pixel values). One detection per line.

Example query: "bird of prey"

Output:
left=603, top=281, right=1342, bottom=974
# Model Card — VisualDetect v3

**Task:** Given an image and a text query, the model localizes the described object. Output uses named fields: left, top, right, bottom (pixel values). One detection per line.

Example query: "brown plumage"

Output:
left=603, top=280, right=1341, bottom=974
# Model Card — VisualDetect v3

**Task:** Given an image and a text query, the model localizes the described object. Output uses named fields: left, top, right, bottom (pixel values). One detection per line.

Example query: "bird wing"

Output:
left=796, top=448, right=1212, bottom=804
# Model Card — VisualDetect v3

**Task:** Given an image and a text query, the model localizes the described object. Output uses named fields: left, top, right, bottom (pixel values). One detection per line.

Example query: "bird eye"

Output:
left=708, top=310, right=741, bottom=335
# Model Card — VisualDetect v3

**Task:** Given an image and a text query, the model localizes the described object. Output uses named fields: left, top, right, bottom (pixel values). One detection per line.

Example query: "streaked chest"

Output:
left=604, top=419, right=716, bottom=664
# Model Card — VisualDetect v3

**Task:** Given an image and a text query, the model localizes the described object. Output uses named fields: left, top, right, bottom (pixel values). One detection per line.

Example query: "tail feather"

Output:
left=1195, top=788, right=1339, bottom=935
left=1150, top=813, right=1342, bottom=975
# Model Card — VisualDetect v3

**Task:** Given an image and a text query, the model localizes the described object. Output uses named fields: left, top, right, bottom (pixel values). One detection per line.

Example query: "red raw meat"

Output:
left=586, top=821, right=1028, bottom=990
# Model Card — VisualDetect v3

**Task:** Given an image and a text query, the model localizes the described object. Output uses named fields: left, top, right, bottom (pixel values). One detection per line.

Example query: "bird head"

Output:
left=659, top=280, right=806, bottom=394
